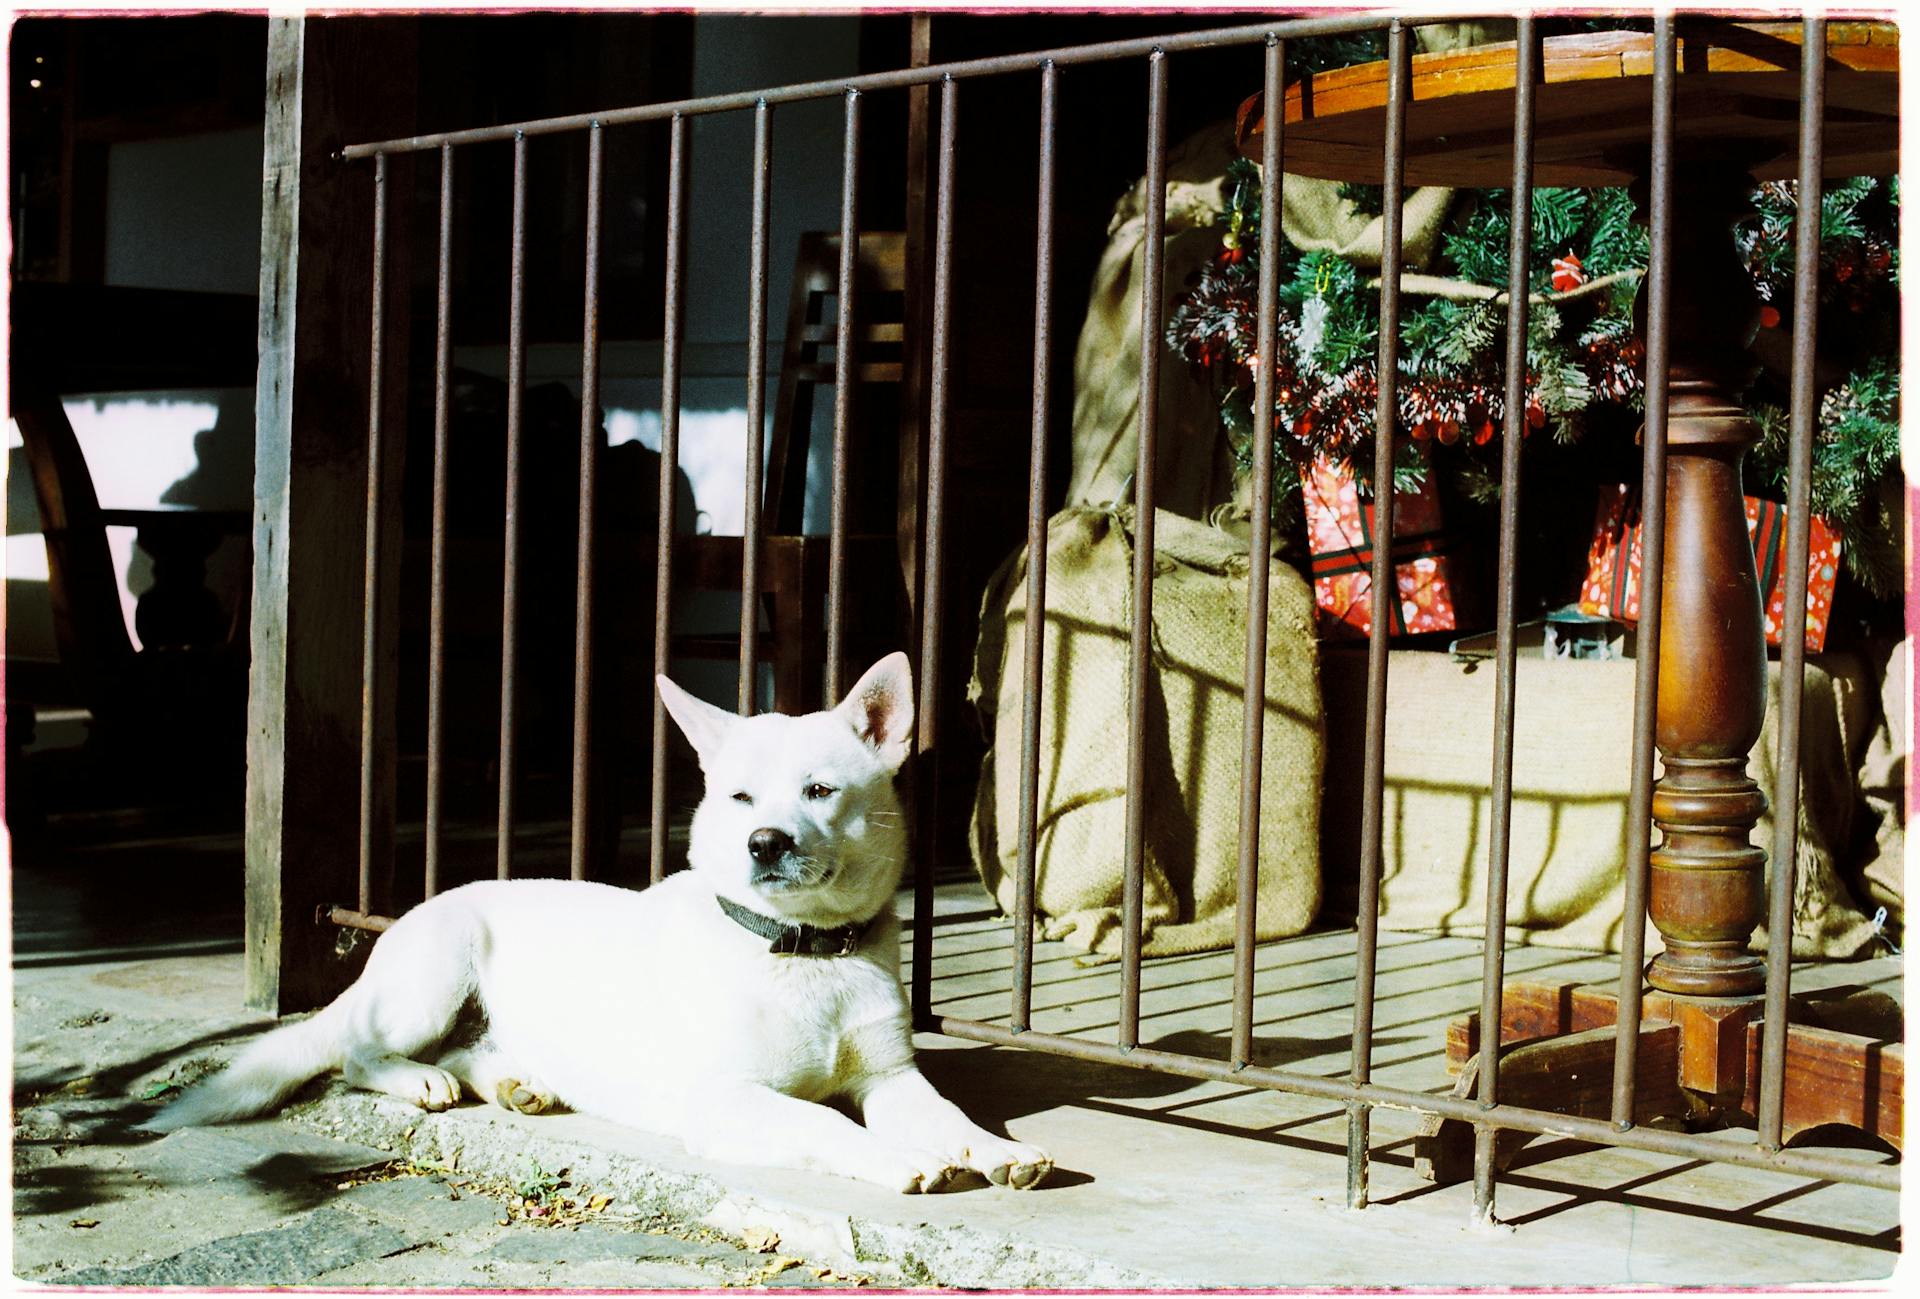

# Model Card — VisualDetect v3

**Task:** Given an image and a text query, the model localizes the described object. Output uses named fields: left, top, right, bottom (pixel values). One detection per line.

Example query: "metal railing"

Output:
left=325, top=9, right=1899, bottom=1224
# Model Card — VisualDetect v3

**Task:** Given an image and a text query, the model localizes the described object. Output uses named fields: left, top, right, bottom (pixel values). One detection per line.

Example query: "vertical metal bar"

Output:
left=912, top=75, right=958, bottom=1029
left=424, top=142, right=454, bottom=900
left=569, top=122, right=604, bottom=883
left=1760, top=12, right=1826, bottom=1152
left=740, top=101, right=773, bottom=715
left=1471, top=15, right=1538, bottom=1224
left=1349, top=18, right=1409, bottom=1210
left=357, top=151, right=388, bottom=917
left=497, top=132, right=529, bottom=881
left=825, top=88, right=862, bottom=705
left=1120, top=49, right=1168, bottom=1053
left=1612, top=13, right=1676, bottom=1130
left=650, top=113, right=690, bottom=885
left=1231, top=35, right=1284, bottom=1072
left=1012, top=61, right=1058, bottom=1034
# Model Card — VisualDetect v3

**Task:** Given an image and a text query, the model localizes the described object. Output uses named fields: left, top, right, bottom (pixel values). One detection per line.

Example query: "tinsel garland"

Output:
left=1167, top=160, right=1649, bottom=500
left=1167, top=158, right=1902, bottom=596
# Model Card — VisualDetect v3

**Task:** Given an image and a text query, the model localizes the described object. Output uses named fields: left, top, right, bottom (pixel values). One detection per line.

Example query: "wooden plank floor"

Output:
left=902, top=881, right=1903, bottom=1283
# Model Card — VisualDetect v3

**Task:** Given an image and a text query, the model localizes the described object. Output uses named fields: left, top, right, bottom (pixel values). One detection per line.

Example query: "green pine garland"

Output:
left=1167, top=158, right=1648, bottom=508
left=1167, top=159, right=1903, bottom=597
left=1739, top=176, right=1903, bottom=596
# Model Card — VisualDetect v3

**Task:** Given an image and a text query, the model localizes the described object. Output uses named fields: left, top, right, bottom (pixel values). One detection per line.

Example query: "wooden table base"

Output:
left=1414, top=979, right=1904, bottom=1183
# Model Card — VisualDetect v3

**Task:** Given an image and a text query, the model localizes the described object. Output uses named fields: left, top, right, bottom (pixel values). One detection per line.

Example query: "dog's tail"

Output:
left=139, top=995, right=355, bottom=1132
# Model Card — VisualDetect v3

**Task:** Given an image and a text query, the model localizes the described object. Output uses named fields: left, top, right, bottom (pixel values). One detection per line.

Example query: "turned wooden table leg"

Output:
left=1641, top=162, right=1771, bottom=998
left=1646, top=369, right=1770, bottom=996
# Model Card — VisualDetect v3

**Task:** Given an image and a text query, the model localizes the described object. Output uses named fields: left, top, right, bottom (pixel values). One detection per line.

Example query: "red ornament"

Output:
left=1758, top=304, right=1781, bottom=329
left=1473, top=418, right=1495, bottom=446
left=1218, top=245, right=1246, bottom=266
left=1550, top=250, right=1587, bottom=293
left=1437, top=419, right=1460, bottom=446
left=1525, top=396, right=1547, bottom=434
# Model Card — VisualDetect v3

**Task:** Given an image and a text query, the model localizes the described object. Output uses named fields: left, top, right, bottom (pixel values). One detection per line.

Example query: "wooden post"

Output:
left=248, top=15, right=415, bottom=1014
left=1643, top=162, right=1770, bottom=998
left=897, top=13, right=934, bottom=629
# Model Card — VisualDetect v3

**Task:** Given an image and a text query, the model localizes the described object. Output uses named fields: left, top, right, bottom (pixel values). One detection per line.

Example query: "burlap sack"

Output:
left=1066, top=136, right=1460, bottom=522
left=1851, top=637, right=1907, bottom=936
left=969, top=505, right=1324, bottom=959
left=1319, top=650, right=1882, bottom=958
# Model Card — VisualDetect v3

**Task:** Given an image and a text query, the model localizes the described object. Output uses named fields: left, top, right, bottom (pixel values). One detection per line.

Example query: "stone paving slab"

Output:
left=308, top=1247, right=737, bottom=1290
left=338, top=1171, right=517, bottom=1236
left=58, top=1206, right=415, bottom=1286
left=486, top=1222, right=747, bottom=1264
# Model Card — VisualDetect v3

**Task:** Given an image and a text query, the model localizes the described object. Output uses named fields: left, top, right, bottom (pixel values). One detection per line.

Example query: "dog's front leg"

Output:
left=671, top=1084, right=967, bottom=1194
left=856, top=1067, right=1052, bottom=1189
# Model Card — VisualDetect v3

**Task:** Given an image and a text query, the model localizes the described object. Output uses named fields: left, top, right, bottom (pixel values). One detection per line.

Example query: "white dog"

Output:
left=144, top=654, right=1051, bottom=1193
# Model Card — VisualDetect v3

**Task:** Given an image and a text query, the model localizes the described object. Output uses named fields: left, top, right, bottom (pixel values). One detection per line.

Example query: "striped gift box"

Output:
left=1578, top=484, right=1842, bottom=651
left=1302, top=454, right=1459, bottom=639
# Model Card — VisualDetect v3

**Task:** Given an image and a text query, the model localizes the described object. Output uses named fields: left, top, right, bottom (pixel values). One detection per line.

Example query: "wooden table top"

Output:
left=1237, top=21, right=1897, bottom=187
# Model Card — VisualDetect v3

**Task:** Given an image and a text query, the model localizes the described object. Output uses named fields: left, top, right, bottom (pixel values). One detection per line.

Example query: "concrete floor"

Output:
left=902, top=888, right=1904, bottom=1286
left=11, top=873, right=1906, bottom=1288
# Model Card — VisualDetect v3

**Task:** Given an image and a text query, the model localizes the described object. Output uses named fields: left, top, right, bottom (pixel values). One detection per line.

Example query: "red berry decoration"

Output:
left=1550, top=250, right=1587, bottom=293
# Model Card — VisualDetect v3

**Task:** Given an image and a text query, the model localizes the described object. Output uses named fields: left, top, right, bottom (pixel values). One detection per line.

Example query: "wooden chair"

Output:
left=677, top=231, right=911, bottom=715
left=9, top=389, right=250, bottom=799
left=6, top=286, right=255, bottom=817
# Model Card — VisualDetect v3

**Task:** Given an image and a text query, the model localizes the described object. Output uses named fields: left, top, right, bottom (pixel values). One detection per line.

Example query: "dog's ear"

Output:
left=656, top=675, right=737, bottom=769
left=834, top=652, right=915, bottom=771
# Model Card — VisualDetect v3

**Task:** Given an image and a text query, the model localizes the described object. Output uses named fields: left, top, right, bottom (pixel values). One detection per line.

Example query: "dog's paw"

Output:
left=871, top=1151, right=967, bottom=1195
left=411, top=1066, right=461, bottom=1112
left=965, top=1137, right=1053, bottom=1190
left=494, top=1079, right=555, bottom=1116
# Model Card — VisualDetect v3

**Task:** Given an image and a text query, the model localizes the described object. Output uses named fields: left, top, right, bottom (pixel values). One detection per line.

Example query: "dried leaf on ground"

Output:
left=741, top=1226, right=781, bottom=1253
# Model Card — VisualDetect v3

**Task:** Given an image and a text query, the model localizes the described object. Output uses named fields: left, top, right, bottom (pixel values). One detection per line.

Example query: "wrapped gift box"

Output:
left=1579, top=484, right=1842, bottom=651
left=1302, top=455, right=1463, bottom=638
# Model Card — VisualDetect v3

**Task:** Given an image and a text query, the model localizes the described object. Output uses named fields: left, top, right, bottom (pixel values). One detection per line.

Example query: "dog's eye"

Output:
left=731, top=791, right=753, bottom=805
left=802, top=783, right=836, bottom=801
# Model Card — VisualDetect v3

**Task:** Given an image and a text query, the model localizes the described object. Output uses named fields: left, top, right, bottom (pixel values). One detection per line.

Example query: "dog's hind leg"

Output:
left=435, top=1039, right=558, bottom=1115
left=336, top=905, right=483, bottom=1113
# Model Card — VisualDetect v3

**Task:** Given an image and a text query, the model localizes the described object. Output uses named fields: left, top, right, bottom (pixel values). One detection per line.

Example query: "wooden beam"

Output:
left=1740, top=1023, right=1904, bottom=1152
left=247, top=15, right=415, bottom=1015
left=1417, top=1022, right=1687, bottom=1184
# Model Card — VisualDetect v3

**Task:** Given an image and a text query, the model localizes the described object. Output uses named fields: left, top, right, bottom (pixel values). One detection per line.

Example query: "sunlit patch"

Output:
left=6, top=534, right=51, bottom=582
left=604, top=406, right=754, bottom=535
left=60, top=396, right=218, bottom=509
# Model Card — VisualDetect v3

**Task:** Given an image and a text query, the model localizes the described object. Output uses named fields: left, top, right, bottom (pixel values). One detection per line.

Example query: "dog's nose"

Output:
left=748, top=828, right=794, bottom=865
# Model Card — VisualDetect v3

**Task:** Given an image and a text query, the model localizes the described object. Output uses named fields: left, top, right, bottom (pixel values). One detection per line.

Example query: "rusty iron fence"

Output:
left=324, top=9, right=1899, bottom=1223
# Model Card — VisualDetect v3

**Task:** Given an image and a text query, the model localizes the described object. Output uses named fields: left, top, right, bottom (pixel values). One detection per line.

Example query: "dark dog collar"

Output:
left=716, top=894, right=872, bottom=956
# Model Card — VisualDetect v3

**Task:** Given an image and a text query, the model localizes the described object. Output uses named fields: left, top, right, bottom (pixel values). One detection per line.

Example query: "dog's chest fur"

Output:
left=729, top=941, right=912, bottom=1100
